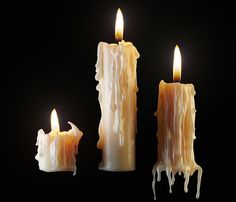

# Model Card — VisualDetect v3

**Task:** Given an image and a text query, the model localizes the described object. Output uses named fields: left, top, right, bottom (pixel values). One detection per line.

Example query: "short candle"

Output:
left=35, top=109, right=83, bottom=175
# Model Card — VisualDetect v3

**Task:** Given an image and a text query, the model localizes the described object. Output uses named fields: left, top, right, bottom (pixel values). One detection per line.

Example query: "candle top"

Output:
left=115, top=8, right=124, bottom=42
left=173, top=45, right=182, bottom=82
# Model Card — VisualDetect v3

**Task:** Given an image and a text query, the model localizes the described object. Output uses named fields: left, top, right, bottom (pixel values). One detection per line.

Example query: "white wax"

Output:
left=95, top=40, right=139, bottom=171
left=35, top=122, right=83, bottom=175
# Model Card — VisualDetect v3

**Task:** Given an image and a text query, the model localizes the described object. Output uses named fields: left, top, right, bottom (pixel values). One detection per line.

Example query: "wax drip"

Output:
left=152, top=164, right=202, bottom=200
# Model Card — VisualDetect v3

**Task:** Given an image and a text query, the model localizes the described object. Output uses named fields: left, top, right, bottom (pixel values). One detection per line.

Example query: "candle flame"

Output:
left=173, top=45, right=182, bottom=82
left=51, top=109, right=60, bottom=132
left=115, top=8, right=124, bottom=42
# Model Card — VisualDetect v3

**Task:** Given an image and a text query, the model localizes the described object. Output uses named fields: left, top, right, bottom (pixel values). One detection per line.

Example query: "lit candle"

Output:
left=152, top=45, right=203, bottom=199
left=95, top=8, right=139, bottom=171
left=35, top=109, right=83, bottom=175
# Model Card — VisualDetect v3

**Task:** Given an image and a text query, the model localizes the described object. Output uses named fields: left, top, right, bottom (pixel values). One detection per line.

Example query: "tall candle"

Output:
left=35, top=109, right=83, bottom=175
left=152, top=46, right=203, bottom=199
left=95, top=9, right=139, bottom=171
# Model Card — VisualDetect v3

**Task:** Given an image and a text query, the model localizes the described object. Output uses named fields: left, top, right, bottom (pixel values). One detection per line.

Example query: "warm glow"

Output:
left=173, top=45, right=182, bottom=82
left=51, top=109, right=60, bottom=132
left=115, top=8, right=124, bottom=42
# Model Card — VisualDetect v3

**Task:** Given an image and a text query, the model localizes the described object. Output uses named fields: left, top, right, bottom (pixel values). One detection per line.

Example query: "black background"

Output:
left=2, top=0, right=233, bottom=201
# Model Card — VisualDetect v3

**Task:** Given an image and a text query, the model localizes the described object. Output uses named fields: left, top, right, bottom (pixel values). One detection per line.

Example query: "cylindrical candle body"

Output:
left=95, top=41, right=139, bottom=171
left=35, top=122, right=83, bottom=175
left=152, top=80, right=202, bottom=199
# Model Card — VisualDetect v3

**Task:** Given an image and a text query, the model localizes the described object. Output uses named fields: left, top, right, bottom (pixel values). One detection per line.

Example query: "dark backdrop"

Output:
left=2, top=0, right=233, bottom=201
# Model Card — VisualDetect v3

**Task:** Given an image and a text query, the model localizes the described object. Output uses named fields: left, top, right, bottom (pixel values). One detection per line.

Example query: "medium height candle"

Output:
left=152, top=46, right=203, bottom=199
left=95, top=9, right=139, bottom=171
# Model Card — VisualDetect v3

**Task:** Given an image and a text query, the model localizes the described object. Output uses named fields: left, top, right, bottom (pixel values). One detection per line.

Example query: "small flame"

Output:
left=51, top=109, right=60, bottom=132
left=115, top=8, right=124, bottom=42
left=173, top=45, right=182, bottom=82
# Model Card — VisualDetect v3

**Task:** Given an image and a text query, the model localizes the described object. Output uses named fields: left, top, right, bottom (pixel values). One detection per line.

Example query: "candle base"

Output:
left=152, top=162, right=202, bottom=199
left=39, top=167, right=77, bottom=173
left=98, top=165, right=135, bottom=172
left=98, top=138, right=136, bottom=172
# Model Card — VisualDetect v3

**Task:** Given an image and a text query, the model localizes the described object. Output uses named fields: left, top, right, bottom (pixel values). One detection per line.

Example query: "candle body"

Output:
left=35, top=122, right=83, bottom=175
left=152, top=80, right=202, bottom=199
left=95, top=41, right=139, bottom=171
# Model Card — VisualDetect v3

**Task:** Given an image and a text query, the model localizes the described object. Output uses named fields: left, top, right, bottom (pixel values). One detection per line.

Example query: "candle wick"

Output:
left=173, top=78, right=181, bottom=83
left=115, top=37, right=123, bottom=43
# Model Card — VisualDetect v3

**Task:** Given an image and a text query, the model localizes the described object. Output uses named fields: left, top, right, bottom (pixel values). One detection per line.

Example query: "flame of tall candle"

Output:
left=173, top=45, right=182, bottom=82
left=51, top=109, right=60, bottom=132
left=115, top=8, right=124, bottom=42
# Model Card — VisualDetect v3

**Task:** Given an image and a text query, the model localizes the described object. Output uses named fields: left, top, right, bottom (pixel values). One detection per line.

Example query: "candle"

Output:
left=152, top=46, right=203, bottom=199
left=35, top=109, right=83, bottom=175
left=95, top=8, right=139, bottom=171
